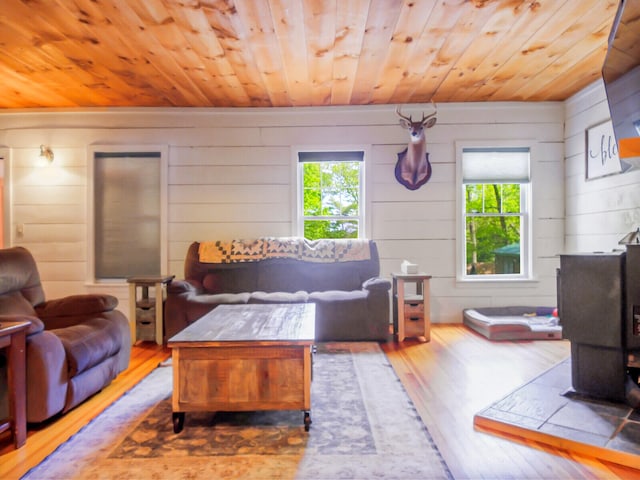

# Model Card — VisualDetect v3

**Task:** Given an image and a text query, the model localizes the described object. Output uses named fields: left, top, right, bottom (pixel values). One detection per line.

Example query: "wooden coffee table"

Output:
left=167, top=303, right=315, bottom=433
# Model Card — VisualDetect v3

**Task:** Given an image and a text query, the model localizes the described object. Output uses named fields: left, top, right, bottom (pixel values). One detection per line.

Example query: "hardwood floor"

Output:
left=382, top=324, right=640, bottom=480
left=1, top=324, right=639, bottom=479
left=0, top=342, right=170, bottom=480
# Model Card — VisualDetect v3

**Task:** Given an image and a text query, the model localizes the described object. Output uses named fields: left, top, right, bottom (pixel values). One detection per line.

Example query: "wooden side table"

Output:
left=0, top=320, right=30, bottom=449
left=392, top=273, right=432, bottom=342
left=127, top=275, right=175, bottom=345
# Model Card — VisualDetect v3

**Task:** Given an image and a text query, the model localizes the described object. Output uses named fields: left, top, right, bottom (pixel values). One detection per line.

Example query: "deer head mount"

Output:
left=395, top=102, right=437, bottom=190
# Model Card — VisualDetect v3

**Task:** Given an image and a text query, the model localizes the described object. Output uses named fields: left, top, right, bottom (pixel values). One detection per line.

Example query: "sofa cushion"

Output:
left=255, top=260, right=362, bottom=293
left=202, top=265, right=258, bottom=294
left=255, top=261, right=301, bottom=292
left=308, top=290, right=370, bottom=341
left=52, top=318, right=123, bottom=377
left=249, top=291, right=309, bottom=304
left=298, top=262, right=362, bottom=291
left=308, top=289, right=368, bottom=303
left=188, top=292, right=251, bottom=306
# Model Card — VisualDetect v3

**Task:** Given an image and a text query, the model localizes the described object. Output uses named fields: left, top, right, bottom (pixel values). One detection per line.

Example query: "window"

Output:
left=297, top=150, right=365, bottom=240
left=89, top=147, right=167, bottom=282
left=459, top=146, right=531, bottom=280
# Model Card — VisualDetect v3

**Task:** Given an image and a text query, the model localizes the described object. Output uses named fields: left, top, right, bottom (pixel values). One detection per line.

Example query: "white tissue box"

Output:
left=401, top=260, right=418, bottom=274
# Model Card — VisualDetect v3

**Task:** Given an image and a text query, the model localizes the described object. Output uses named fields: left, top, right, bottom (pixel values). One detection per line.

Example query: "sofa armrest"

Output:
left=362, top=277, right=391, bottom=292
left=167, top=279, right=202, bottom=295
left=35, top=294, right=119, bottom=320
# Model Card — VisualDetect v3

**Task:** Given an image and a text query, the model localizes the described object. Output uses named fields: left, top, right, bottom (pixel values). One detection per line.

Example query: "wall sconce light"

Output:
left=40, top=145, right=54, bottom=163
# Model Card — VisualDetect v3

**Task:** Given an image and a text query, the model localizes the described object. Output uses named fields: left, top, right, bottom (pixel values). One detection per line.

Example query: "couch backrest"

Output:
left=184, top=240, right=381, bottom=294
left=0, top=246, right=46, bottom=315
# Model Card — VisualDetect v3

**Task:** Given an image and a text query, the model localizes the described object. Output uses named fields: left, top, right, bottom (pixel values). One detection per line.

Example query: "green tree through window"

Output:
left=465, top=184, right=521, bottom=274
left=299, top=152, right=363, bottom=240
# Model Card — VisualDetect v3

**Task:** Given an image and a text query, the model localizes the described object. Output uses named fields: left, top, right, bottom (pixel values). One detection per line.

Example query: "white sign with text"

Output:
left=586, top=120, right=622, bottom=180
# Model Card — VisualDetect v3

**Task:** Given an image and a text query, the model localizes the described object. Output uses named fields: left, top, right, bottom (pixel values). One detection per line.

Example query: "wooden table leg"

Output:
left=7, top=329, right=27, bottom=448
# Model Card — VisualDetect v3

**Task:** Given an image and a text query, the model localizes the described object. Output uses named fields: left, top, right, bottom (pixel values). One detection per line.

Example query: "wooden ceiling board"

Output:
left=384, top=1, right=446, bottom=104
left=0, top=62, right=74, bottom=108
left=436, top=1, right=528, bottom=102
left=238, top=0, right=293, bottom=106
left=300, top=0, right=336, bottom=106
left=330, top=0, right=369, bottom=105
left=0, top=0, right=622, bottom=109
left=536, top=42, right=610, bottom=102
left=484, top=0, right=617, bottom=101
left=459, top=1, right=569, bottom=101
left=367, top=0, right=438, bottom=105
left=348, top=0, right=404, bottom=105
left=199, top=1, right=272, bottom=107
left=417, top=0, right=505, bottom=103
left=67, top=0, right=188, bottom=106
left=519, top=19, right=613, bottom=101
left=269, top=0, right=309, bottom=106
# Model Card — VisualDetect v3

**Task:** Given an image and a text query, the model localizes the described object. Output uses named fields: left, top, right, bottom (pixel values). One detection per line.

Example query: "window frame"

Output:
left=87, top=144, right=168, bottom=284
left=293, top=146, right=370, bottom=240
left=456, top=141, right=534, bottom=282
left=0, top=148, right=9, bottom=249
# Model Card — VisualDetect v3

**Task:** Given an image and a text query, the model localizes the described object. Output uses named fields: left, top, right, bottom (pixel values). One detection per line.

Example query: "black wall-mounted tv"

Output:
left=602, top=0, right=640, bottom=170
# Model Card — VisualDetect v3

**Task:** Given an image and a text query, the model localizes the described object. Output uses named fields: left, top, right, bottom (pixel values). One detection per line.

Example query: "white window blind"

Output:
left=462, top=147, right=530, bottom=184
left=94, top=152, right=161, bottom=279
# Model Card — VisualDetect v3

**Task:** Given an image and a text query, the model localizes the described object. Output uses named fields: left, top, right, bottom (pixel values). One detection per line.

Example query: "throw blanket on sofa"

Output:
left=198, top=237, right=371, bottom=263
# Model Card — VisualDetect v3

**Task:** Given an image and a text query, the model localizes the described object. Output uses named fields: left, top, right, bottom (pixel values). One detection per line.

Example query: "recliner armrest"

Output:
left=362, top=277, right=391, bottom=291
left=35, top=294, right=119, bottom=319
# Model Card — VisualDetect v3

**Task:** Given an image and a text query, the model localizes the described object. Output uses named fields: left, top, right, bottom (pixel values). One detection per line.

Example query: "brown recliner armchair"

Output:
left=0, top=246, right=131, bottom=423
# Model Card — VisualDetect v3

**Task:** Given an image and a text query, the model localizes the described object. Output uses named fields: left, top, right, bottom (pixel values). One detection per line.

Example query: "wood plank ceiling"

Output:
left=0, top=0, right=621, bottom=109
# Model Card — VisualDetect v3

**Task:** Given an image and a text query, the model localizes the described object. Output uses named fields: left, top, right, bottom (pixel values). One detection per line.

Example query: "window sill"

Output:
left=457, top=276, right=539, bottom=285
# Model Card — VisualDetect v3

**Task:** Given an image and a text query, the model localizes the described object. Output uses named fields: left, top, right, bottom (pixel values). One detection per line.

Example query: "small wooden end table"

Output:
left=168, top=303, right=315, bottom=433
left=127, top=275, right=175, bottom=345
left=0, top=320, right=30, bottom=449
left=392, top=273, right=432, bottom=342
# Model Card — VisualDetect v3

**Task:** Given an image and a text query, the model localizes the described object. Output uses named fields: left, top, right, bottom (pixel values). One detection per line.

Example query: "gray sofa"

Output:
left=164, top=239, right=391, bottom=342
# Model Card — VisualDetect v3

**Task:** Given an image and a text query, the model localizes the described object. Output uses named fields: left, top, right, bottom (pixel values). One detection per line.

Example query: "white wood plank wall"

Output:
left=564, top=80, right=640, bottom=254
left=0, top=102, right=564, bottom=324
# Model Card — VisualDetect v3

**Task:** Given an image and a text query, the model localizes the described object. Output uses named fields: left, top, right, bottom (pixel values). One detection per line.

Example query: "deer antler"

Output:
left=420, top=101, right=437, bottom=125
left=395, top=106, right=412, bottom=123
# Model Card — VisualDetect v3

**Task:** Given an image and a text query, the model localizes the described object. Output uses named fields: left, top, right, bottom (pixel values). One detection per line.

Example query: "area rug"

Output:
left=24, top=342, right=452, bottom=479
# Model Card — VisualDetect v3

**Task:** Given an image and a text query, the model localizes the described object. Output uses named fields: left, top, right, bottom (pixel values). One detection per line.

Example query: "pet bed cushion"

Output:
left=463, top=306, right=562, bottom=341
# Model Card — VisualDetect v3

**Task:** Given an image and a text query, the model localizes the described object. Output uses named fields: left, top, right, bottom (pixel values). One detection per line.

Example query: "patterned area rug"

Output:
left=24, top=343, right=452, bottom=479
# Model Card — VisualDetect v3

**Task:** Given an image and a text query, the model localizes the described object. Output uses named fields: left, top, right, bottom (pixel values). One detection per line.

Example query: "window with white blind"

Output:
left=458, top=146, right=532, bottom=280
left=296, top=150, right=365, bottom=240
left=89, top=147, right=167, bottom=282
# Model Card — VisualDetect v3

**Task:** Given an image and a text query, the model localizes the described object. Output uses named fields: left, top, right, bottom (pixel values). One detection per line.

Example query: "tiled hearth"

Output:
left=474, top=358, right=640, bottom=468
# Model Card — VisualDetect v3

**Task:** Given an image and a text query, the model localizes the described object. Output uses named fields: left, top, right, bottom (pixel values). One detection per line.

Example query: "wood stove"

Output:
left=558, top=246, right=640, bottom=407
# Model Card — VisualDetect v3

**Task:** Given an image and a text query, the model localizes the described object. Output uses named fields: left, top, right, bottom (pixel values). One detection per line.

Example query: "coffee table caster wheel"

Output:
left=173, top=412, right=185, bottom=433
left=304, top=411, right=311, bottom=432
